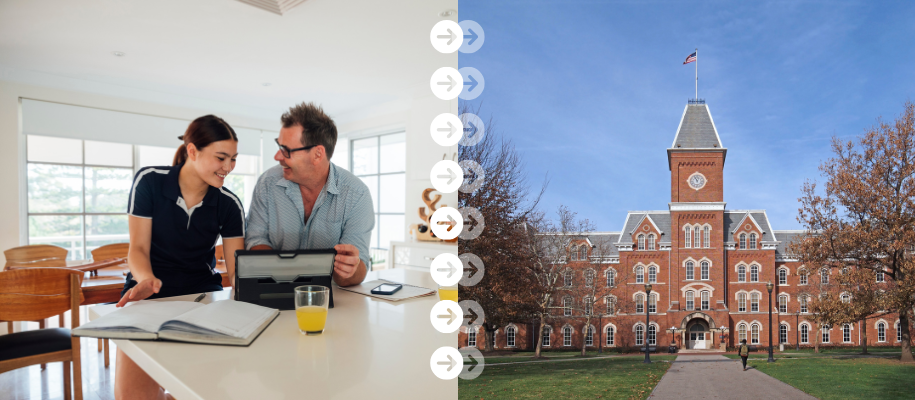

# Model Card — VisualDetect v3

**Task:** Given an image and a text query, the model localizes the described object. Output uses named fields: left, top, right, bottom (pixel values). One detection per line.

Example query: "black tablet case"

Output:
left=234, top=249, right=335, bottom=310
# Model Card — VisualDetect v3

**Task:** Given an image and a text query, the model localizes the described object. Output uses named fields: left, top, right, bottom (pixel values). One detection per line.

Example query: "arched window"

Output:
left=606, top=297, right=616, bottom=315
left=606, top=326, right=615, bottom=346
left=686, top=261, right=695, bottom=280
left=579, top=246, right=587, bottom=261
left=694, top=227, right=701, bottom=248
left=647, top=234, right=656, bottom=251
left=800, top=324, right=809, bottom=344
left=648, top=325, right=657, bottom=346
left=701, top=261, right=710, bottom=280
left=779, top=268, right=788, bottom=285
left=842, top=324, right=852, bottom=343
left=585, top=270, right=595, bottom=287
left=750, top=265, right=759, bottom=282
left=799, top=295, right=808, bottom=313
left=822, top=325, right=830, bottom=343
left=749, top=233, right=757, bottom=249
left=564, top=270, right=573, bottom=287
left=685, top=291, right=695, bottom=310
left=635, top=294, right=644, bottom=314
left=563, top=326, right=572, bottom=346
left=821, top=268, right=829, bottom=284
left=585, top=326, right=594, bottom=346
left=570, top=246, right=578, bottom=261
left=779, top=324, right=788, bottom=344
left=700, top=290, right=710, bottom=310
left=841, top=293, right=851, bottom=303
left=684, top=226, right=692, bottom=248
left=779, top=294, right=788, bottom=313
left=751, top=292, right=760, bottom=312
left=563, top=296, right=573, bottom=316
left=542, top=326, right=551, bottom=346
left=799, top=268, right=808, bottom=285
left=506, top=326, right=516, bottom=347
left=648, top=293, right=658, bottom=313
left=751, top=324, right=760, bottom=344
left=635, top=325, right=644, bottom=346
left=468, top=330, right=477, bottom=347
left=738, top=292, right=747, bottom=312
left=876, top=269, right=885, bottom=283
left=584, top=297, right=593, bottom=315
left=637, top=234, right=645, bottom=251
left=703, top=226, right=710, bottom=248
left=739, top=233, right=747, bottom=249
left=877, top=322, right=886, bottom=342
left=738, top=323, right=747, bottom=343
left=636, top=266, right=645, bottom=284
left=605, top=270, right=616, bottom=287
left=648, top=266, right=657, bottom=283
left=738, top=265, right=746, bottom=282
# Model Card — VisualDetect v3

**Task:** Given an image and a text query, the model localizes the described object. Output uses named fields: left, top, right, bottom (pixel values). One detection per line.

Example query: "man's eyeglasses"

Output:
left=275, top=139, right=317, bottom=158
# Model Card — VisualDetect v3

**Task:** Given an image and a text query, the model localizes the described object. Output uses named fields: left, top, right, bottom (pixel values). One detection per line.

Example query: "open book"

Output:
left=73, top=300, right=279, bottom=346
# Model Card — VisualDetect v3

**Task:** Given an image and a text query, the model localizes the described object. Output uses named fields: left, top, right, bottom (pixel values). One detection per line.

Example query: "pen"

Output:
left=193, top=293, right=206, bottom=302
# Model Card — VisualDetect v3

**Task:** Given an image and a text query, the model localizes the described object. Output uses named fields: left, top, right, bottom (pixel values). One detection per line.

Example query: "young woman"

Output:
left=114, top=115, right=246, bottom=400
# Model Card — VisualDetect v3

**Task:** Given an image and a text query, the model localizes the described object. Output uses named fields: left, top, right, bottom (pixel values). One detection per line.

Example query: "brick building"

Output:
left=459, top=100, right=914, bottom=352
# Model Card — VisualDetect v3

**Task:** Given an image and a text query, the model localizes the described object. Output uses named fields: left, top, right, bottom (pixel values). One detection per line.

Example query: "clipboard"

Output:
left=233, top=249, right=336, bottom=310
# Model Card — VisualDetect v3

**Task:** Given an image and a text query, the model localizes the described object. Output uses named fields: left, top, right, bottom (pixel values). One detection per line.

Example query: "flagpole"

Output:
left=695, top=48, right=698, bottom=100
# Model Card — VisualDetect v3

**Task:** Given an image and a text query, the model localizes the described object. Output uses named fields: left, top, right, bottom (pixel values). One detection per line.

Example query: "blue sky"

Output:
left=459, top=0, right=915, bottom=232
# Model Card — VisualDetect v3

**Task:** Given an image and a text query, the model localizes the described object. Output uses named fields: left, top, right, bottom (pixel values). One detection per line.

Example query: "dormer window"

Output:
left=647, top=234, right=656, bottom=251
left=739, top=233, right=747, bottom=249
left=749, top=233, right=757, bottom=249
left=637, top=234, right=645, bottom=251
left=570, top=246, right=578, bottom=261
left=579, top=246, right=587, bottom=261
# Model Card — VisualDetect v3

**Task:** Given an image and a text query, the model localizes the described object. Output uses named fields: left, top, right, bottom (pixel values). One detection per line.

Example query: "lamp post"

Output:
left=720, top=326, right=729, bottom=350
left=766, top=281, right=775, bottom=362
left=668, top=327, right=677, bottom=353
left=598, top=314, right=603, bottom=354
left=644, top=283, right=652, bottom=364
left=795, top=313, right=800, bottom=351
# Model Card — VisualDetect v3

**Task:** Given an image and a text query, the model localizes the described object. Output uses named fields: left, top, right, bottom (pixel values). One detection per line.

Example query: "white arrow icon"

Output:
left=430, top=347, right=464, bottom=380
left=430, top=300, right=462, bottom=333
left=431, top=253, right=462, bottom=286
left=437, top=355, right=456, bottom=371
left=430, top=20, right=463, bottom=54
left=431, top=113, right=463, bottom=146
left=430, top=67, right=462, bottom=100
left=430, top=160, right=462, bottom=193
left=430, top=207, right=462, bottom=241
left=437, top=261, right=458, bottom=278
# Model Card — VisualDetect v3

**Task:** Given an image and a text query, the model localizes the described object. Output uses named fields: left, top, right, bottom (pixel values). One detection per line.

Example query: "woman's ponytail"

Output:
left=172, top=138, right=188, bottom=166
left=172, top=116, right=237, bottom=166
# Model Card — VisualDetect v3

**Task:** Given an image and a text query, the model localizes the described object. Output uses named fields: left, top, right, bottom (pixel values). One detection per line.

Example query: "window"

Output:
left=897, top=322, right=902, bottom=342
left=701, top=291, right=710, bottom=310
left=779, top=294, right=787, bottom=313
left=636, top=266, right=645, bottom=284
left=799, top=269, right=808, bottom=285
left=841, top=293, right=851, bottom=303
left=822, top=326, right=830, bottom=343
left=586, top=326, right=594, bottom=346
left=648, top=294, right=657, bottom=313
left=738, top=293, right=747, bottom=312
left=580, top=246, right=587, bottom=261
left=686, top=261, right=695, bottom=280
left=800, top=296, right=808, bottom=313
left=635, top=325, right=644, bottom=346
left=570, top=246, right=578, bottom=261
left=351, top=132, right=406, bottom=253
left=738, top=324, right=747, bottom=343
left=738, top=265, right=746, bottom=282
left=751, top=293, right=760, bottom=312
left=585, top=270, right=595, bottom=287
left=800, top=324, right=809, bottom=344
left=751, top=324, right=760, bottom=344
left=648, top=266, right=657, bottom=283
left=701, top=261, right=709, bottom=280
left=648, top=325, right=657, bottom=346
left=779, top=268, right=788, bottom=285
left=694, top=227, right=700, bottom=249
left=468, top=330, right=477, bottom=347
left=876, top=269, right=885, bottom=283
left=739, top=233, right=747, bottom=249
left=542, top=327, right=551, bottom=346
left=821, top=268, right=829, bottom=284
left=491, top=332, right=496, bottom=349
left=506, top=326, right=516, bottom=347
left=685, top=291, right=695, bottom=310
left=585, top=297, right=593, bottom=315
left=635, top=294, right=644, bottom=314
left=606, top=270, right=616, bottom=287
left=843, top=324, right=852, bottom=343
left=780, top=324, right=788, bottom=344
left=703, top=226, right=710, bottom=248
left=750, top=265, right=759, bottom=282
left=684, top=226, right=692, bottom=248
left=563, top=326, right=572, bottom=346
left=877, top=322, right=886, bottom=343
left=749, top=233, right=757, bottom=249
left=638, top=234, right=645, bottom=251
left=647, top=234, right=656, bottom=251
left=565, top=270, right=573, bottom=287
left=606, top=297, right=616, bottom=315
left=563, top=296, right=573, bottom=316
left=606, top=326, right=615, bottom=346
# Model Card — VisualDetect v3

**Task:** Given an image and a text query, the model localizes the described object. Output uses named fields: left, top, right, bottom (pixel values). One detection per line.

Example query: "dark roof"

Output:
left=671, top=104, right=722, bottom=149
left=773, top=230, right=805, bottom=257
left=618, top=211, right=672, bottom=244
left=723, top=211, right=774, bottom=242
left=585, top=233, right=621, bottom=256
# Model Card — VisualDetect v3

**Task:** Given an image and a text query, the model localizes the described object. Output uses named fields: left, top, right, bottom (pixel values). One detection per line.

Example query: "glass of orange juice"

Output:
left=294, top=285, right=329, bottom=335
left=438, top=286, right=458, bottom=302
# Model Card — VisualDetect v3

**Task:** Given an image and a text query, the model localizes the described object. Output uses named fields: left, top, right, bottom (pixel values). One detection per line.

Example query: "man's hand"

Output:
left=116, top=278, right=162, bottom=307
left=333, top=244, right=361, bottom=279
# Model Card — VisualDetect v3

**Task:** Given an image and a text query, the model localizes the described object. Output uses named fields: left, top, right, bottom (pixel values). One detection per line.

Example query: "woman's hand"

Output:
left=116, top=277, right=162, bottom=307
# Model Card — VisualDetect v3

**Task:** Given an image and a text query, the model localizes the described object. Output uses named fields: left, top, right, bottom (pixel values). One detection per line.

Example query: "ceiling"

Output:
left=0, top=0, right=457, bottom=124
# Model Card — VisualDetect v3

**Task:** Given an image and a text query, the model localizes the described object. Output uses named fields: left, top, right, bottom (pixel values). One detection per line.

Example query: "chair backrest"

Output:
left=0, top=268, right=84, bottom=327
left=3, top=244, right=69, bottom=271
left=90, top=243, right=129, bottom=261
left=214, top=244, right=225, bottom=261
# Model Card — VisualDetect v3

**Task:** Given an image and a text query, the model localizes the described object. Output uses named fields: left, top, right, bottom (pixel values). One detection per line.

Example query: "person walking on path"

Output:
left=738, top=339, right=750, bottom=371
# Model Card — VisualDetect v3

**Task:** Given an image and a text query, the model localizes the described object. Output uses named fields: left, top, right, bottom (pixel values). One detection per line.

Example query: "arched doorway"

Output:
left=686, top=319, right=710, bottom=350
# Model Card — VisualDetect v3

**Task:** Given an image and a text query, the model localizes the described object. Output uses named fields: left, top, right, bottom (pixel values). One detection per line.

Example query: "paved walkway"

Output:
left=650, top=354, right=816, bottom=399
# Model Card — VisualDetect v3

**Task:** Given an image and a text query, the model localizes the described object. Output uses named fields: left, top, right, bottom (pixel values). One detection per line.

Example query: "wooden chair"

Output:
left=90, top=243, right=130, bottom=368
left=2, top=244, right=69, bottom=339
left=0, top=268, right=84, bottom=400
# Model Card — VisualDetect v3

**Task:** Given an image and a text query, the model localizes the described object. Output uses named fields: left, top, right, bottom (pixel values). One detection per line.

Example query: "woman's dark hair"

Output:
left=173, top=115, right=238, bottom=166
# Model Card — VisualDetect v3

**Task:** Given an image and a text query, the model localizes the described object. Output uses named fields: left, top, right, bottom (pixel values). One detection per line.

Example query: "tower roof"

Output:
left=670, top=102, right=723, bottom=149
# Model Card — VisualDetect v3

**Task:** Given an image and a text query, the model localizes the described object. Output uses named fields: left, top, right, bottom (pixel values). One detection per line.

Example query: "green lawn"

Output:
left=731, top=356, right=915, bottom=399
left=458, top=355, right=674, bottom=400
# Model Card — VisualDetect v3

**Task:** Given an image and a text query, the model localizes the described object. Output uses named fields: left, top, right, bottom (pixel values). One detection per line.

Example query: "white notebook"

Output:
left=335, top=279, right=435, bottom=301
left=73, top=300, right=279, bottom=346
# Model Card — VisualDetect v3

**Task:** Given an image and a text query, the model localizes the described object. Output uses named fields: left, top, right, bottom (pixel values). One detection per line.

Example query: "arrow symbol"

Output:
left=463, top=28, right=479, bottom=46
left=437, top=261, right=458, bottom=278
left=436, top=214, right=456, bottom=231
left=437, top=75, right=456, bottom=91
left=437, top=308, right=457, bottom=324
left=436, top=28, right=457, bottom=45
left=437, top=168, right=457, bottom=185
left=437, top=354, right=457, bottom=372
left=463, top=122, right=477, bottom=137
left=437, top=121, right=457, bottom=138
left=464, top=308, right=479, bottom=325
left=466, top=354, right=479, bottom=372
left=463, top=74, right=478, bottom=92
left=463, top=261, right=477, bottom=279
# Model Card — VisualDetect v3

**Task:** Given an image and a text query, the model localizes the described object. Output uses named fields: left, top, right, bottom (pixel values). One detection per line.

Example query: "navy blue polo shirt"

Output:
left=126, top=164, right=245, bottom=290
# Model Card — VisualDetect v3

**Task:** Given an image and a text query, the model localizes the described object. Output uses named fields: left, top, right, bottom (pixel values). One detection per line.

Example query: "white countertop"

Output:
left=89, top=269, right=458, bottom=400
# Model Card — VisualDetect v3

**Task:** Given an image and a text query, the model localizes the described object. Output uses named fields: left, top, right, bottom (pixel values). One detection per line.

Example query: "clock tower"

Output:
left=667, top=100, right=726, bottom=203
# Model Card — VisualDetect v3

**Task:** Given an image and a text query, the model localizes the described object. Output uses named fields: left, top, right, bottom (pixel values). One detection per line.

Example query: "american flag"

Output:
left=683, top=51, right=697, bottom=65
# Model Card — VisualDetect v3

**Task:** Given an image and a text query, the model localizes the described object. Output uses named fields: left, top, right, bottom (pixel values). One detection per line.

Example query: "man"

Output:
left=246, top=102, right=373, bottom=286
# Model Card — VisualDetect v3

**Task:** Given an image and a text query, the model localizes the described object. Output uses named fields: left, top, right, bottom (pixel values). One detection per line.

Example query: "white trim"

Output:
left=704, top=104, right=724, bottom=148
left=669, top=202, right=726, bottom=211
left=680, top=282, right=715, bottom=295
left=687, top=171, right=707, bottom=191
left=128, top=168, right=169, bottom=215
left=780, top=322, right=792, bottom=332
left=127, top=213, right=153, bottom=219
left=670, top=104, right=690, bottom=148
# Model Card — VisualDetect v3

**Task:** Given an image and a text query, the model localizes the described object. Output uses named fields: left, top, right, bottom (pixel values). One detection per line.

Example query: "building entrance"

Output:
left=687, top=320, right=710, bottom=350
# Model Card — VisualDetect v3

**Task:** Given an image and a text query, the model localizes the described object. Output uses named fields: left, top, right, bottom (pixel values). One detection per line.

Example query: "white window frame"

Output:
left=686, top=261, right=695, bottom=280
left=542, top=327, right=551, bottom=347
left=877, top=322, right=886, bottom=343
left=751, top=324, right=760, bottom=344
left=701, top=261, right=710, bottom=280
left=738, top=265, right=746, bottom=282
left=648, top=266, right=657, bottom=283
left=700, top=290, right=710, bottom=310
left=606, top=325, right=615, bottom=346
left=685, top=290, right=694, bottom=311
left=738, top=292, right=747, bottom=312
left=563, top=326, right=572, bottom=347
left=350, top=132, right=406, bottom=251
left=468, top=330, right=477, bottom=347
left=684, top=226, right=692, bottom=248
left=703, top=226, right=710, bottom=248
left=506, top=326, right=516, bottom=347
left=800, top=324, right=809, bottom=344
left=635, top=324, right=644, bottom=346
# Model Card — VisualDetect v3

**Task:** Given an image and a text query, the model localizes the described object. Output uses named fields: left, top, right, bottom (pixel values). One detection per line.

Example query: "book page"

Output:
left=76, top=301, right=204, bottom=334
left=160, top=300, right=277, bottom=339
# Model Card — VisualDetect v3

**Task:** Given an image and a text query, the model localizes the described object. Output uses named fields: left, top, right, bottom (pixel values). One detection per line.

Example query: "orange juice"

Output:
left=296, top=306, right=328, bottom=333
left=439, top=287, right=458, bottom=302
